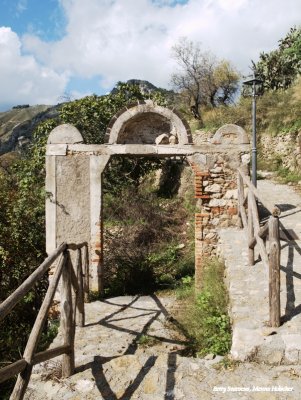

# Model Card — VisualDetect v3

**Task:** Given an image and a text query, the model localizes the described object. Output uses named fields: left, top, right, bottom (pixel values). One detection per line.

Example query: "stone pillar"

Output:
left=46, top=124, right=89, bottom=291
left=89, top=155, right=110, bottom=294
left=46, top=155, right=57, bottom=255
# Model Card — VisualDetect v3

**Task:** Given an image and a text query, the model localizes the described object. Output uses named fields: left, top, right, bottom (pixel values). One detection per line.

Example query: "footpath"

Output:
left=25, top=178, right=301, bottom=399
left=219, top=179, right=301, bottom=366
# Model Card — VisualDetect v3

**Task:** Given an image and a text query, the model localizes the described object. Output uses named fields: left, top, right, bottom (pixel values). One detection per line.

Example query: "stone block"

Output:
left=224, top=189, right=238, bottom=199
left=231, top=328, right=264, bottom=361
left=209, top=198, right=227, bottom=207
left=227, top=207, right=238, bottom=216
left=210, top=167, right=223, bottom=173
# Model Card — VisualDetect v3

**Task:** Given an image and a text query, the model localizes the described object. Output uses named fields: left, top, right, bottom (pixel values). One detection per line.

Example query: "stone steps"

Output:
left=219, top=179, right=301, bottom=365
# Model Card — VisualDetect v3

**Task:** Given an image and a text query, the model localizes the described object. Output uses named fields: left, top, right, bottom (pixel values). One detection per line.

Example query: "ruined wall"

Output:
left=189, top=124, right=250, bottom=288
left=192, top=151, right=249, bottom=258
left=46, top=114, right=250, bottom=294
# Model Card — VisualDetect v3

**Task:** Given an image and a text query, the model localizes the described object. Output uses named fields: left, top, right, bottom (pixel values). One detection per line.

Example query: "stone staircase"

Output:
left=219, top=179, right=301, bottom=364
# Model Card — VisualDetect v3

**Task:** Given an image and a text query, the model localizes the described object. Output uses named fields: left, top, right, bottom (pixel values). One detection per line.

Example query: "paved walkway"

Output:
left=219, top=179, right=301, bottom=364
left=26, top=295, right=301, bottom=400
left=23, top=178, right=301, bottom=399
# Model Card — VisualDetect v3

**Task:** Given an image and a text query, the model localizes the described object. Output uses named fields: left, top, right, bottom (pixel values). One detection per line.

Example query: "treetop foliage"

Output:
left=171, top=37, right=240, bottom=121
left=252, top=26, right=301, bottom=91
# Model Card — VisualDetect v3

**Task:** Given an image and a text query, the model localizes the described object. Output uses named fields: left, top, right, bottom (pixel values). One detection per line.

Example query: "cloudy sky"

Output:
left=0, top=0, right=300, bottom=111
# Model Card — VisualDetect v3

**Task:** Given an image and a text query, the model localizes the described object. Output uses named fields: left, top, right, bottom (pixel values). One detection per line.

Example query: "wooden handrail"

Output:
left=237, top=168, right=281, bottom=328
left=238, top=168, right=281, bottom=216
left=0, top=345, right=71, bottom=384
left=0, top=360, right=27, bottom=384
left=249, top=221, right=269, bottom=248
left=11, top=252, right=67, bottom=399
left=0, top=242, right=89, bottom=399
left=0, top=243, right=67, bottom=322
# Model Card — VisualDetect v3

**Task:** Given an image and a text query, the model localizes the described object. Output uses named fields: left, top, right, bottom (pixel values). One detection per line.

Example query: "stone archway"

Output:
left=46, top=101, right=250, bottom=294
left=105, top=101, right=192, bottom=145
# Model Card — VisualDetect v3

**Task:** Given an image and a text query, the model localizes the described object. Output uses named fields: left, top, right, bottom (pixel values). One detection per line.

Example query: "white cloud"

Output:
left=0, top=27, right=68, bottom=108
left=22, top=0, right=301, bottom=93
left=2, top=0, right=301, bottom=108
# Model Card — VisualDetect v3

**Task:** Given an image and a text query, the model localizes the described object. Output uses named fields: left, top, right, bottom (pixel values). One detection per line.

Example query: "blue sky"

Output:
left=1, top=0, right=66, bottom=40
left=0, top=0, right=300, bottom=111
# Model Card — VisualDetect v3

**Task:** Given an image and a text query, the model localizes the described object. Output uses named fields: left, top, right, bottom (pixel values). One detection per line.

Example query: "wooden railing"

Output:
left=237, top=168, right=281, bottom=328
left=0, top=242, right=89, bottom=400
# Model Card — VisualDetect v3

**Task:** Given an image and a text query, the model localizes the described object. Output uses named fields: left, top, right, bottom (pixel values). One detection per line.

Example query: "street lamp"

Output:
left=243, top=73, right=263, bottom=187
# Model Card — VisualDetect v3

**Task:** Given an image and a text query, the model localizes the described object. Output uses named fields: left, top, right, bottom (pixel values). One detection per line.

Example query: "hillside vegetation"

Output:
left=0, top=104, right=59, bottom=157
left=202, top=77, right=301, bottom=136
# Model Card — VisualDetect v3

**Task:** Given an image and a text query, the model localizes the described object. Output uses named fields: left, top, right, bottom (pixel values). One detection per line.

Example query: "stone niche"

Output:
left=117, top=112, right=171, bottom=144
left=211, top=124, right=250, bottom=145
left=106, top=100, right=193, bottom=146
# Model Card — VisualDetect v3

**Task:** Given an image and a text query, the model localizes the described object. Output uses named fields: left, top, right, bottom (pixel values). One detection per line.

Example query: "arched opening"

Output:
left=116, top=112, right=171, bottom=144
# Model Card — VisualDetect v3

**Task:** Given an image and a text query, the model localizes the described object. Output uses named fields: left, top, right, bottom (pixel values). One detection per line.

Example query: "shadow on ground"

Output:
left=74, top=294, right=188, bottom=399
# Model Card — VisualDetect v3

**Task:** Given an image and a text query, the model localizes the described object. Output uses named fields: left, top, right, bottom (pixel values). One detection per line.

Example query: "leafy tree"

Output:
left=252, top=26, right=301, bottom=91
left=60, top=82, right=167, bottom=144
left=171, top=37, right=240, bottom=121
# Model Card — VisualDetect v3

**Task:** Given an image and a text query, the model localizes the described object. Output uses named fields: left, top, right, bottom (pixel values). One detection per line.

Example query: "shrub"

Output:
left=175, top=258, right=231, bottom=356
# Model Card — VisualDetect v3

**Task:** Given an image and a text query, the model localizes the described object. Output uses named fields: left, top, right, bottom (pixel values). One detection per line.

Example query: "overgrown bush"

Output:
left=175, top=258, right=231, bottom=357
left=103, top=183, right=195, bottom=295
left=202, top=78, right=301, bottom=138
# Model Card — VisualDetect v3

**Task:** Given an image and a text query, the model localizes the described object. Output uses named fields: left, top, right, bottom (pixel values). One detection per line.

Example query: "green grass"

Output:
left=174, top=258, right=231, bottom=357
left=276, top=166, right=301, bottom=183
left=38, top=319, right=59, bottom=352
left=136, top=334, right=159, bottom=347
left=258, top=153, right=301, bottom=184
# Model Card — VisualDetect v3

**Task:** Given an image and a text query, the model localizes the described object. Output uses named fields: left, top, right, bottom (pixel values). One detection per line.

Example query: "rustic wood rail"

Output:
left=0, top=242, right=89, bottom=400
left=237, top=168, right=281, bottom=328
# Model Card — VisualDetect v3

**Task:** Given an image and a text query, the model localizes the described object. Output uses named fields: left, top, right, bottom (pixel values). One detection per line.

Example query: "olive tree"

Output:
left=171, top=38, right=240, bottom=121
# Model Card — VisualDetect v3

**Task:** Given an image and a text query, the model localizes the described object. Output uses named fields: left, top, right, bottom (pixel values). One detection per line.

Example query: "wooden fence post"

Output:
left=10, top=253, right=67, bottom=400
left=269, top=216, right=281, bottom=327
left=248, top=192, right=255, bottom=266
left=61, top=252, right=75, bottom=377
left=238, top=172, right=247, bottom=228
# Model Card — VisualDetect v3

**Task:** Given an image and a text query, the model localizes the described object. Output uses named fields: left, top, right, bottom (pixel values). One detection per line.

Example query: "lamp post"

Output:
left=243, top=73, right=263, bottom=187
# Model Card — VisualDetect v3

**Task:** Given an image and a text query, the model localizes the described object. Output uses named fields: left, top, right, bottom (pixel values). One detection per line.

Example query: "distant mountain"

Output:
left=0, top=80, right=176, bottom=158
left=111, top=79, right=176, bottom=98
left=0, top=104, right=60, bottom=156
left=110, top=79, right=159, bottom=95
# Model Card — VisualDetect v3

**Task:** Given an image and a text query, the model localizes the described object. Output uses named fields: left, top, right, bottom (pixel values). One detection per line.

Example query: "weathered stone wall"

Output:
left=259, top=131, right=301, bottom=172
left=190, top=148, right=249, bottom=288
left=56, top=154, right=90, bottom=246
